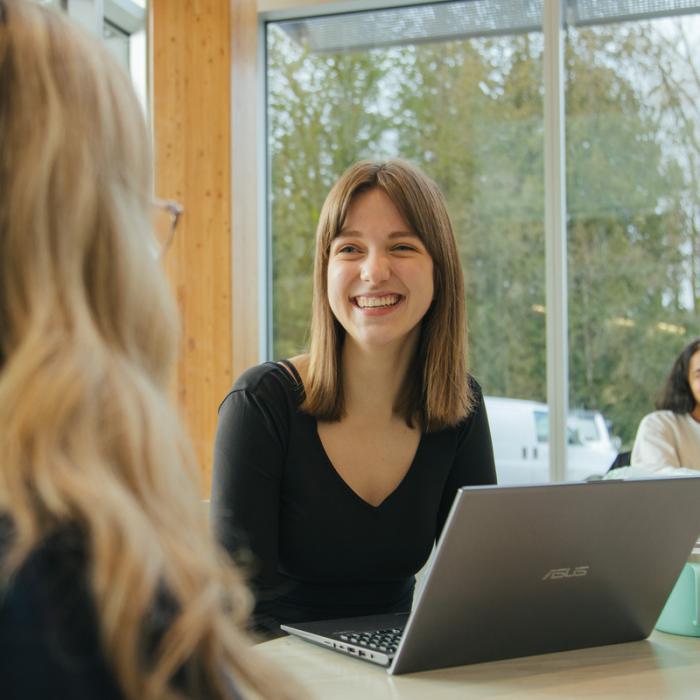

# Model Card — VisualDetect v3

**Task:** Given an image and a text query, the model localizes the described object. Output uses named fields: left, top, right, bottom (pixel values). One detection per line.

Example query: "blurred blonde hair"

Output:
left=0, top=2, right=299, bottom=698
left=303, top=159, right=472, bottom=431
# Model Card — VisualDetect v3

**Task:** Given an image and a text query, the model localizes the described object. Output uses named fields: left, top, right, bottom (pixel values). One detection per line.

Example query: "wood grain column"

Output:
left=151, top=0, right=239, bottom=493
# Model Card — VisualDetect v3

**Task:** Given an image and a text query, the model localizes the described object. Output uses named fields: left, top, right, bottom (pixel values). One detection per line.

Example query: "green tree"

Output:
left=268, top=27, right=391, bottom=357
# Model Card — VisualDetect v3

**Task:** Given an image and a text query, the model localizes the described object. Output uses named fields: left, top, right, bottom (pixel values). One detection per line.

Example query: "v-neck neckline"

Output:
left=274, top=358, right=424, bottom=509
left=312, top=421, right=424, bottom=510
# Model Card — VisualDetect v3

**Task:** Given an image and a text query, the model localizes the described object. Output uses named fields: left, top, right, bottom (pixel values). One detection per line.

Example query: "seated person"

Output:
left=0, top=3, right=298, bottom=698
left=211, top=159, right=496, bottom=636
left=631, top=339, right=700, bottom=471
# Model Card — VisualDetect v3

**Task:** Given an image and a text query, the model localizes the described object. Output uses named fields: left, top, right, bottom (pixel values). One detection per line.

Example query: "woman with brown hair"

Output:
left=212, top=159, right=496, bottom=636
left=0, top=2, right=299, bottom=698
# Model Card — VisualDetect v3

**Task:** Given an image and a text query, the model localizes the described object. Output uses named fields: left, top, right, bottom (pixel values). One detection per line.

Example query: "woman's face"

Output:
left=687, top=349, right=700, bottom=406
left=326, top=187, right=434, bottom=352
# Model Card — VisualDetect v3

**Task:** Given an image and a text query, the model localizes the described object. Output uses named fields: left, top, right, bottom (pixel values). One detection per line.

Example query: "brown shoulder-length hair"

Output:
left=302, top=159, right=473, bottom=432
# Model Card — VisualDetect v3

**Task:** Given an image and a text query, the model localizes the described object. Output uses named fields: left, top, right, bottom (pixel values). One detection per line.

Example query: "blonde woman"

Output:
left=0, top=2, right=299, bottom=699
left=212, top=160, right=496, bottom=636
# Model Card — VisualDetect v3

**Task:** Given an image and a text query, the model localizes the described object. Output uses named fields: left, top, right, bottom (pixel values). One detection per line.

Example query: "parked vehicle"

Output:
left=483, top=396, right=619, bottom=484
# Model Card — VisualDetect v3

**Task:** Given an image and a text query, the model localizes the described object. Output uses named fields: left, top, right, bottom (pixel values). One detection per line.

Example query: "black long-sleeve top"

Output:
left=0, top=520, right=240, bottom=699
left=0, top=523, right=126, bottom=699
left=211, top=361, right=496, bottom=635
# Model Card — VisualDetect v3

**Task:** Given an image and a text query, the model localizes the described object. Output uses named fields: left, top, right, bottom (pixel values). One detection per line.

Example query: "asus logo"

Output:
left=542, top=566, right=589, bottom=580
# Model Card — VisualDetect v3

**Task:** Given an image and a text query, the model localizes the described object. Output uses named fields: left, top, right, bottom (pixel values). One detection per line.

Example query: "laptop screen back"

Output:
left=391, top=478, right=700, bottom=674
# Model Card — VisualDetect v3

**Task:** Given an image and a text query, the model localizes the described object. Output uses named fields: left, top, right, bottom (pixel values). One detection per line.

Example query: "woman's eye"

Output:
left=393, top=244, right=417, bottom=252
left=337, top=244, right=360, bottom=254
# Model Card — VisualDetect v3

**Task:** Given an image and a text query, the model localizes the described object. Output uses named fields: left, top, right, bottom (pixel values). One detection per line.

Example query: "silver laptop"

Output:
left=282, top=477, right=700, bottom=675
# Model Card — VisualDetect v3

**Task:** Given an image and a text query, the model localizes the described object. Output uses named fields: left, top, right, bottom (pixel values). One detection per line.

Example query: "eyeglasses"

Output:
left=152, top=197, right=183, bottom=258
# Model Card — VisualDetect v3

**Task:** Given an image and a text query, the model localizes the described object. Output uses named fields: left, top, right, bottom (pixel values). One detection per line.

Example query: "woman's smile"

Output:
left=351, top=292, right=404, bottom=315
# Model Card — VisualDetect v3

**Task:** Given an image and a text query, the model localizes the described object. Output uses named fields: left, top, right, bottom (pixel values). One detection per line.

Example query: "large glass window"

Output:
left=265, top=0, right=700, bottom=484
left=267, top=3, right=547, bottom=484
left=565, top=8, right=700, bottom=460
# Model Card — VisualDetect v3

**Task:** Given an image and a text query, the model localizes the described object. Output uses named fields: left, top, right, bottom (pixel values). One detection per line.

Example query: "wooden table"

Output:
left=257, top=631, right=700, bottom=699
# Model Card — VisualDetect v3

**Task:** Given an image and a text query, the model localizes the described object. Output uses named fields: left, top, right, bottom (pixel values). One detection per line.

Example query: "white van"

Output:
left=483, top=396, right=618, bottom=484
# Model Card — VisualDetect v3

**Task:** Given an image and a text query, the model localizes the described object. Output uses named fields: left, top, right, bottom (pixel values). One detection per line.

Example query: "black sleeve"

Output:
left=210, top=379, right=288, bottom=591
left=0, top=532, right=125, bottom=700
left=0, top=527, right=242, bottom=700
left=436, top=380, right=497, bottom=537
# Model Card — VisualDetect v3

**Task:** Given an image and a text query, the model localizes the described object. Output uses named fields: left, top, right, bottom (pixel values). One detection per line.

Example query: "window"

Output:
left=265, top=0, right=700, bottom=482
left=104, top=20, right=131, bottom=71
left=565, top=8, right=700, bottom=457
left=37, top=0, right=147, bottom=112
left=103, top=0, right=147, bottom=112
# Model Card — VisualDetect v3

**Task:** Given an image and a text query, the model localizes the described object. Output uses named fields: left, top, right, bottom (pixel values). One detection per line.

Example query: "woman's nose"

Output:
left=360, top=251, right=391, bottom=284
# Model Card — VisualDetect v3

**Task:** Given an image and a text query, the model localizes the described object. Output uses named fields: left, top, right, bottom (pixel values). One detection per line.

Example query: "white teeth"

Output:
left=355, top=294, right=400, bottom=308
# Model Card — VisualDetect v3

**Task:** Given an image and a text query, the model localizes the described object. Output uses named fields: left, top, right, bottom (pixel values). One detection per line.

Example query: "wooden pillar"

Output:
left=151, top=0, right=236, bottom=493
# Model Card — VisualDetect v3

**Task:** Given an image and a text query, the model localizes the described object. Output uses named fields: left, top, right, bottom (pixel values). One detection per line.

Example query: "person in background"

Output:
left=631, top=339, right=700, bottom=471
left=212, top=159, right=496, bottom=637
left=0, top=2, right=300, bottom=699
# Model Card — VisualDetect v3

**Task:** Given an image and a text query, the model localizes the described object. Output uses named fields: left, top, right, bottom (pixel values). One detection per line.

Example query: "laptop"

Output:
left=281, top=477, right=700, bottom=675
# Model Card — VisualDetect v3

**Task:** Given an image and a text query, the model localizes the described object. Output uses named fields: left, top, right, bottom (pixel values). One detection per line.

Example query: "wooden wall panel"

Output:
left=151, top=0, right=234, bottom=494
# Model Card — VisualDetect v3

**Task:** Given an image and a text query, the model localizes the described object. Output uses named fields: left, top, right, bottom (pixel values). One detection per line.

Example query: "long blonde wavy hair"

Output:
left=0, top=2, right=299, bottom=698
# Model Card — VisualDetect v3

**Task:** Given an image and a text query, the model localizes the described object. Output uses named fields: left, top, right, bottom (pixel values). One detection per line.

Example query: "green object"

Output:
left=656, top=562, right=700, bottom=637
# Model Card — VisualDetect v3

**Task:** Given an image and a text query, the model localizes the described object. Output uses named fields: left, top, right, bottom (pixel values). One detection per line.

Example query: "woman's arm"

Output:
left=436, top=381, right=497, bottom=537
left=211, top=379, right=288, bottom=596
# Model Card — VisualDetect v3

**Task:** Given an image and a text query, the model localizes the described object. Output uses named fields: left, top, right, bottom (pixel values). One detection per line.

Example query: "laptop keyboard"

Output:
left=336, top=627, right=403, bottom=654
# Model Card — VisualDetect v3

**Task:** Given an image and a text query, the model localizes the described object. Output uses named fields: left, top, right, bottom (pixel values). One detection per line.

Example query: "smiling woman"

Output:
left=211, top=159, right=496, bottom=637
left=631, top=338, right=700, bottom=471
left=326, top=187, right=434, bottom=358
